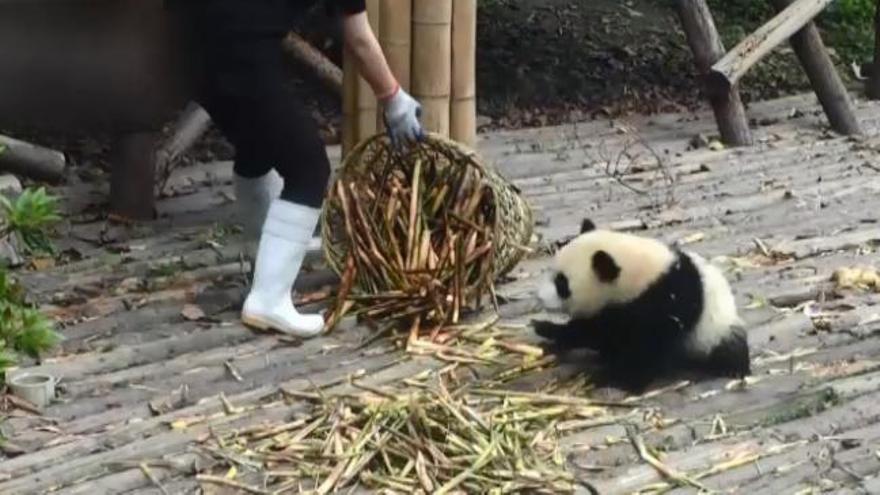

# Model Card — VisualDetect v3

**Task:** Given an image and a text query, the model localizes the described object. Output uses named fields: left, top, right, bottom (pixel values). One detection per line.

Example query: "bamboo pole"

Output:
left=378, top=0, right=413, bottom=132
left=356, top=0, right=382, bottom=142
left=342, top=45, right=359, bottom=157
left=412, top=0, right=452, bottom=136
left=451, top=0, right=477, bottom=147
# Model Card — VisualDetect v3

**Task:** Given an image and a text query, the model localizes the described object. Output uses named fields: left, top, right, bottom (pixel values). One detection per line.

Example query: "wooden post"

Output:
left=771, top=0, right=861, bottom=135
left=867, top=0, right=880, bottom=99
left=675, top=0, right=752, bottom=146
left=451, top=0, right=477, bottom=147
left=708, top=0, right=834, bottom=93
left=412, top=0, right=453, bottom=136
left=356, top=0, right=381, bottom=141
left=109, top=132, right=159, bottom=221
left=378, top=0, right=413, bottom=133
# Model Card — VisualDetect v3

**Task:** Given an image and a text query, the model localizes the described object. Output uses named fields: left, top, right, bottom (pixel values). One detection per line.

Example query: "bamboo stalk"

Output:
left=412, top=0, right=453, bottom=136
left=379, top=0, right=413, bottom=131
left=450, top=0, right=477, bottom=146
left=355, top=0, right=382, bottom=143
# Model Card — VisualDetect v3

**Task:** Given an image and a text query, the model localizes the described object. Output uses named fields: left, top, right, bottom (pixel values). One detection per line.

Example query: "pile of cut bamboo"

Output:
left=343, top=0, right=477, bottom=154
left=202, top=374, right=600, bottom=494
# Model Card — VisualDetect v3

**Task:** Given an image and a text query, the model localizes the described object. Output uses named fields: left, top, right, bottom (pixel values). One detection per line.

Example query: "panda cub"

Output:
left=533, top=219, right=750, bottom=391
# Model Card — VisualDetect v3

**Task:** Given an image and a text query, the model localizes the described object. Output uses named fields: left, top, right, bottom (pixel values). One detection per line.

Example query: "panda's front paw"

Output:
left=531, top=319, right=565, bottom=340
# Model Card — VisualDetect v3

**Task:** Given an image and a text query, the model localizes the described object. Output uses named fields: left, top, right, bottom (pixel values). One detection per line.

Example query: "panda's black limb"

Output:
left=531, top=319, right=604, bottom=350
left=701, top=326, right=752, bottom=378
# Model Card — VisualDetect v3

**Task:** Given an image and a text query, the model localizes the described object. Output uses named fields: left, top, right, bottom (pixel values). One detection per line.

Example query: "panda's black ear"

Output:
left=580, top=218, right=596, bottom=234
left=592, top=250, right=620, bottom=282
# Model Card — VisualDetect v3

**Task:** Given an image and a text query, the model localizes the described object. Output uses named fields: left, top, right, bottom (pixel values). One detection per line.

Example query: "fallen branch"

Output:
left=0, top=134, right=66, bottom=182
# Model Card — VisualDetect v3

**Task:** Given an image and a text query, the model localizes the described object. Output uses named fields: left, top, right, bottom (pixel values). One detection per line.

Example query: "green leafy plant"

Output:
left=0, top=266, right=60, bottom=374
left=0, top=187, right=61, bottom=256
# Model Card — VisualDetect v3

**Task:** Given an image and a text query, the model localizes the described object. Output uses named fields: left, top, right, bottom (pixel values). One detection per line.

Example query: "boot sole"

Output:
left=241, top=313, right=325, bottom=337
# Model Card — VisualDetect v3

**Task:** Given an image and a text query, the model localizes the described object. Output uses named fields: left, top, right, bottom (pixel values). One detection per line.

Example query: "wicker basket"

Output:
left=320, top=132, right=533, bottom=284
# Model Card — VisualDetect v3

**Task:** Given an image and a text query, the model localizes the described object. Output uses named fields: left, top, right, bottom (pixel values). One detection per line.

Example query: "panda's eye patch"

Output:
left=554, top=273, right=571, bottom=299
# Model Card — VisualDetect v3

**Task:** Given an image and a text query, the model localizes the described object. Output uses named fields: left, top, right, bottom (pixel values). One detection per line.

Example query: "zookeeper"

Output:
left=165, top=0, right=424, bottom=337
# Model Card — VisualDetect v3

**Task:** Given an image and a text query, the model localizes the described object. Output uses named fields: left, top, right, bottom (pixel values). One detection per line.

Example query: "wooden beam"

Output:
left=675, top=0, right=752, bottom=146
left=109, top=132, right=159, bottom=221
left=708, top=0, right=834, bottom=94
left=0, top=134, right=66, bottom=182
left=868, top=0, right=880, bottom=100
left=770, top=0, right=861, bottom=135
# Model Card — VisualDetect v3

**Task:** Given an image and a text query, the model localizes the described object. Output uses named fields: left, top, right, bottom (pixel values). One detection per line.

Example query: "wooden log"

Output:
left=109, top=132, right=159, bottom=221
left=0, top=134, right=66, bottom=182
left=412, top=0, right=453, bottom=136
left=770, top=0, right=861, bottom=135
left=708, top=0, right=834, bottom=93
left=281, top=31, right=343, bottom=94
left=867, top=0, right=880, bottom=99
left=155, top=102, right=211, bottom=174
left=674, top=0, right=752, bottom=146
left=451, top=0, right=477, bottom=147
left=356, top=0, right=381, bottom=141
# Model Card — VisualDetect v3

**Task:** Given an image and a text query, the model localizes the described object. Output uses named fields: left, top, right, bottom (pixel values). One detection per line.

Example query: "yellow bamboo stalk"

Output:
left=356, top=0, right=382, bottom=142
left=412, top=0, right=452, bottom=136
left=378, top=0, right=413, bottom=132
left=451, top=0, right=477, bottom=147
left=342, top=46, right=359, bottom=157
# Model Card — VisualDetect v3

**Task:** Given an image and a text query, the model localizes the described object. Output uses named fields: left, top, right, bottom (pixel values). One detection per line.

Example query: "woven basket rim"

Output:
left=320, top=132, right=531, bottom=280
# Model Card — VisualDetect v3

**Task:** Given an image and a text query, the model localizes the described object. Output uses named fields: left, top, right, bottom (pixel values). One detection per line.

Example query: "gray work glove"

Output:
left=382, top=86, right=424, bottom=149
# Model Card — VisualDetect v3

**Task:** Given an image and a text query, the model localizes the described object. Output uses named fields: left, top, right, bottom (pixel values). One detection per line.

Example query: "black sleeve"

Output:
left=337, top=0, right=366, bottom=15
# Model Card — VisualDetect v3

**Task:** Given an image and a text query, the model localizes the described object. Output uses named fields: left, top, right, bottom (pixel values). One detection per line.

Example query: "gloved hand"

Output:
left=382, top=85, right=424, bottom=149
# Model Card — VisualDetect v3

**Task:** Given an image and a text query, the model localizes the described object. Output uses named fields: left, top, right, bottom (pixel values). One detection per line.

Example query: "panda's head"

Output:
left=537, top=219, right=677, bottom=318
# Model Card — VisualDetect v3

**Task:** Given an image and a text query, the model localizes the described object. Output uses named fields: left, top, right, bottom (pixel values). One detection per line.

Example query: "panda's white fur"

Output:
left=685, top=251, right=744, bottom=355
left=533, top=220, right=750, bottom=390
left=539, top=230, right=675, bottom=320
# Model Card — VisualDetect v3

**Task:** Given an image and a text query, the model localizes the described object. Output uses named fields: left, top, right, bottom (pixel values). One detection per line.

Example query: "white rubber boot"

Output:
left=233, top=169, right=284, bottom=241
left=241, top=199, right=325, bottom=337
